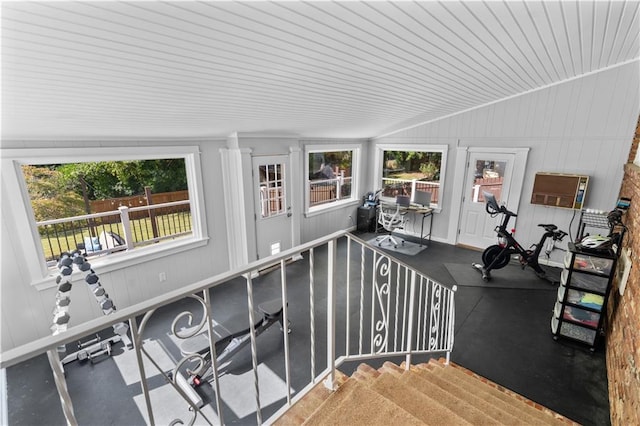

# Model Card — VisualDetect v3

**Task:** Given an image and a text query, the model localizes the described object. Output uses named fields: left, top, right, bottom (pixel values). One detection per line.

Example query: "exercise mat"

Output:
left=444, top=262, right=561, bottom=289
left=367, top=238, right=427, bottom=257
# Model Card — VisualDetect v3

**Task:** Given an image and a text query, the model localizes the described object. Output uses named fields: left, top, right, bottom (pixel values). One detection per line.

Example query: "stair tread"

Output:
left=433, top=360, right=568, bottom=424
left=414, top=364, right=534, bottom=424
left=422, top=361, right=565, bottom=425
left=302, top=379, right=424, bottom=426
left=368, top=372, right=472, bottom=425
left=273, top=372, right=349, bottom=425
left=274, top=361, right=574, bottom=425
left=401, top=370, right=503, bottom=425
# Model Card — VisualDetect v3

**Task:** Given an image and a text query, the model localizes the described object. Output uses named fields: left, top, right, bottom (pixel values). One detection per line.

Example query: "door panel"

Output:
left=458, top=153, right=514, bottom=248
left=253, top=155, right=292, bottom=259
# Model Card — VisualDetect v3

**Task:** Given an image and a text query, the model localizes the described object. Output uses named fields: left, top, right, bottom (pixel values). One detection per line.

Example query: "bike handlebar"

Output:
left=484, top=192, right=517, bottom=217
left=487, top=202, right=517, bottom=218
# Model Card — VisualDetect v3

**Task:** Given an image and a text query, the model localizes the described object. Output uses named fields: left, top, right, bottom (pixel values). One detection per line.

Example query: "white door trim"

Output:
left=448, top=147, right=529, bottom=245
left=252, top=154, right=294, bottom=260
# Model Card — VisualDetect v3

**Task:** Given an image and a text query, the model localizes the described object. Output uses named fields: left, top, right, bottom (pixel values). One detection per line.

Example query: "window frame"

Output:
left=374, top=144, right=448, bottom=211
left=1, top=146, right=208, bottom=289
left=304, top=144, right=360, bottom=216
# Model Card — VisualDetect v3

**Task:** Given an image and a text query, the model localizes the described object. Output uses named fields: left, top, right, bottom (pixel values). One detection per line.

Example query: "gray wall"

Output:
left=1, top=138, right=231, bottom=350
left=2, top=61, right=638, bottom=351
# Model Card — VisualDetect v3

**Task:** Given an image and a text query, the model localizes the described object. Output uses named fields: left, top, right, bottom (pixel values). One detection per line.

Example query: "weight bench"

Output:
left=178, top=299, right=287, bottom=386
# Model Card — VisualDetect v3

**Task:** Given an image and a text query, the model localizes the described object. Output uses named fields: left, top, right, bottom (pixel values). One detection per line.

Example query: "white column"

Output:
left=220, top=133, right=252, bottom=269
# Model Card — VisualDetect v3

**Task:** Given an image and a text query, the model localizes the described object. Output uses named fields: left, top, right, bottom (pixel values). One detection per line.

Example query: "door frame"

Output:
left=447, top=147, right=529, bottom=245
left=252, top=153, right=296, bottom=260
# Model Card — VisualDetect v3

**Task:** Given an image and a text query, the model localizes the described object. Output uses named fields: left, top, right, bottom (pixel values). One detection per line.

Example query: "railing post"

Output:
left=144, top=186, right=159, bottom=239
left=309, top=248, right=316, bottom=381
left=280, top=260, right=292, bottom=405
left=404, top=270, right=417, bottom=370
left=203, top=289, right=225, bottom=424
left=324, top=238, right=338, bottom=390
left=245, top=274, right=262, bottom=424
left=46, top=349, right=78, bottom=426
left=118, top=206, right=135, bottom=250
left=411, top=179, right=417, bottom=201
left=129, top=317, right=155, bottom=426
left=445, top=286, right=457, bottom=365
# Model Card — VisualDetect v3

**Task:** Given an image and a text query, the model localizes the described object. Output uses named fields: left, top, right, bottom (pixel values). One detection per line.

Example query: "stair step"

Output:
left=368, top=372, right=472, bottom=425
left=352, top=362, right=381, bottom=382
left=401, top=370, right=502, bottom=425
left=413, top=363, right=528, bottom=424
left=302, top=379, right=424, bottom=426
left=423, top=360, right=555, bottom=425
left=438, top=360, right=568, bottom=424
left=274, top=371, right=349, bottom=425
left=274, top=360, right=575, bottom=425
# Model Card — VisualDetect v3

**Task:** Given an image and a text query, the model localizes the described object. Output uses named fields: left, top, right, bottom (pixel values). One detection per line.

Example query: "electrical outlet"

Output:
left=159, top=272, right=167, bottom=282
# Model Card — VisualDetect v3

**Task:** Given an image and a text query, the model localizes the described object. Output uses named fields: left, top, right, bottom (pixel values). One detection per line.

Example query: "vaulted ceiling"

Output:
left=2, top=1, right=639, bottom=141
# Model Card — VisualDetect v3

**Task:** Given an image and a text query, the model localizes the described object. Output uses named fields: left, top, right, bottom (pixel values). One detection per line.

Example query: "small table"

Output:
left=376, top=205, right=433, bottom=247
left=404, top=206, right=433, bottom=247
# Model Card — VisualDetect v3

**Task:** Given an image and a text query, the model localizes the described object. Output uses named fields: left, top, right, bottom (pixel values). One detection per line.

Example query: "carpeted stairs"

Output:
left=274, top=359, right=577, bottom=425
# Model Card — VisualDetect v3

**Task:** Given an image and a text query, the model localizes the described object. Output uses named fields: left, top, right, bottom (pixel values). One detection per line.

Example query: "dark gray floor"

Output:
left=6, top=234, right=610, bottom=425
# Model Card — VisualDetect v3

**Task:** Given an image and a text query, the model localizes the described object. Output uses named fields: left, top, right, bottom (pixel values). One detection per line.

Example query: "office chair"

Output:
left=376, top=197, right=408, bottom=248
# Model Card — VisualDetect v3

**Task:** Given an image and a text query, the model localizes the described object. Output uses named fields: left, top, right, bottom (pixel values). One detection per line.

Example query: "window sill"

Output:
left=305, top=199, right=360, bottom=218
left=32, top=237, right=209, bottom=291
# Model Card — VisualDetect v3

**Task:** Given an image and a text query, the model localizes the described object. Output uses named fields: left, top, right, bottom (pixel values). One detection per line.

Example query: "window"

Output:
left=305, top=145, right=359, bottom=213
left=376, top=145, right=447, bottom=209
left=1, top=146, right=207, bottom=286
left=258, top=163, right=285, bottom=218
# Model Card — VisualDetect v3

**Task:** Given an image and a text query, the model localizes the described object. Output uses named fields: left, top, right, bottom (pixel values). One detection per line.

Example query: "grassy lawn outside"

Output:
left=386, top=172, right=429, bottom=180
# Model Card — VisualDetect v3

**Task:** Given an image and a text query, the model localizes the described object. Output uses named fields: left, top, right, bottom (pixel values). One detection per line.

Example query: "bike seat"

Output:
left=180, top=321, right=234, bottom=356
left=258, top=299, right=283, bottom=320
left=538, top=223, right=557, bottom=231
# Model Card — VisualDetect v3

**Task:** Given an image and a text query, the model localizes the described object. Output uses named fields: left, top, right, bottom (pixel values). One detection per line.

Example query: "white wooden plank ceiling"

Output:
left=2, top=1, right=639, bottom=140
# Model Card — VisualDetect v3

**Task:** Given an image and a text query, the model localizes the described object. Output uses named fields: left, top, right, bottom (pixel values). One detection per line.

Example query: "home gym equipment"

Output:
left=472, top=192, right=567, bottom=282
left=51, top=250, right=131, bottom=365
left=60, top=334, right=123, bottom=365
left=175, top=299, right=288, bottom=387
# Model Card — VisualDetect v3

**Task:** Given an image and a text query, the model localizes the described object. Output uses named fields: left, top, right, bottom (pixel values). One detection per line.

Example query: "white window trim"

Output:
left=304, top=144, right=360, bottom=215
left=1, top=146, right=208, bottom=289
left=374, top=143, right=448, bottom=211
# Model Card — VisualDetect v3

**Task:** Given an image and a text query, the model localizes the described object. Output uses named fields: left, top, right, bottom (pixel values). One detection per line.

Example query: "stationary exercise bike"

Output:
left=472, top=192, right=567, bottom=283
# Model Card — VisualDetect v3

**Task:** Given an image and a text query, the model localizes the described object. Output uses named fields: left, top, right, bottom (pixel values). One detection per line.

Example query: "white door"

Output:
left=253, top=155, right=292, bottom=259
left=458, top=152, right=516, bottom=249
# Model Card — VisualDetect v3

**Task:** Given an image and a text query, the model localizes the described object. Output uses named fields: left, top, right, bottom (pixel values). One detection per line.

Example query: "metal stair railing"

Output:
left=1, top=230, right=455, bottom=425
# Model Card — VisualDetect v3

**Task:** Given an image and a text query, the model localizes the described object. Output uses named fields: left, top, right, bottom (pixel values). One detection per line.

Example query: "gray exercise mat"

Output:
left=367, top=237, right=427, bottom=256
left=444, top=262, right=560, bottom=289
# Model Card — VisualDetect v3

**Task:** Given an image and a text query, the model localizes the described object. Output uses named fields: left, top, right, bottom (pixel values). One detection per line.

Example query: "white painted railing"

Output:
left=1, top=230, right=455, bottom=425
left=36, top=200, right=192, bottom=262
left=308, top=174, right=353, bottom=207
left=381, top=177, right=440, bottom=205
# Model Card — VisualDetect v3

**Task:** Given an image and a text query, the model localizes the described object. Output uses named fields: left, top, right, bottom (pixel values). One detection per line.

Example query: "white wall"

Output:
left=373, top=62, right=640, bottom=254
